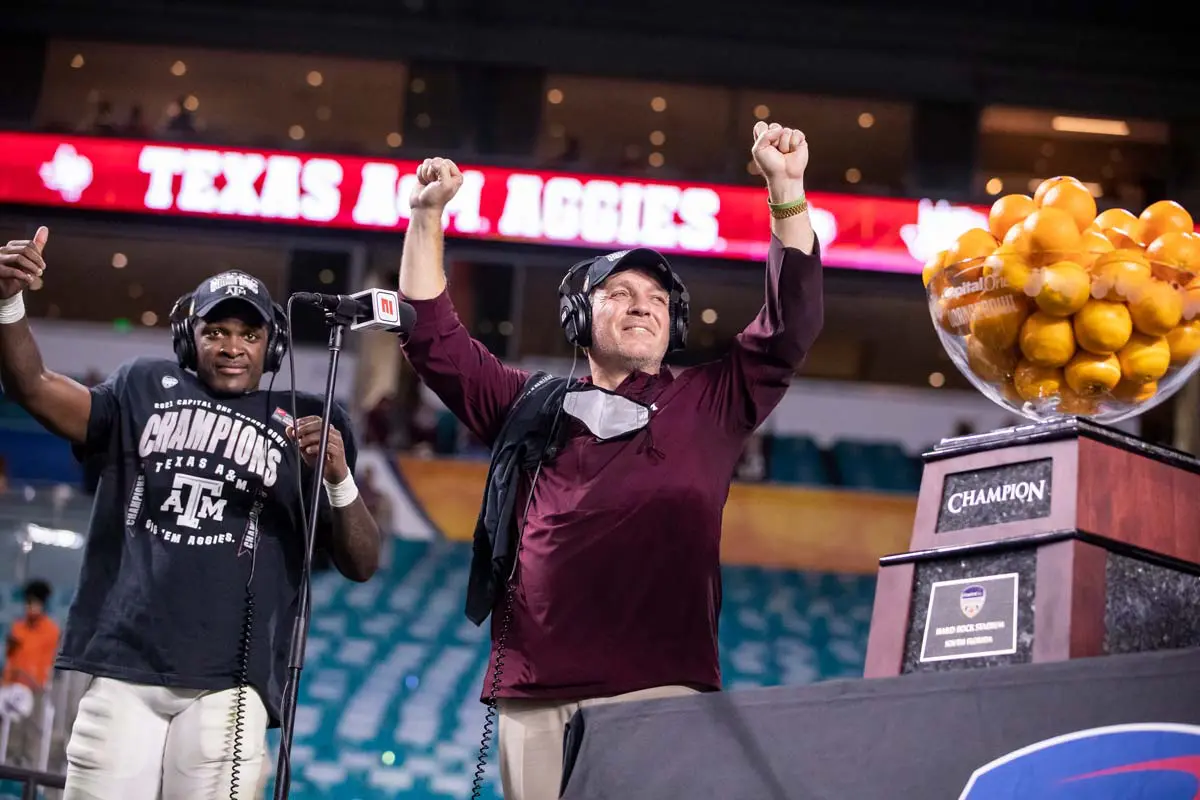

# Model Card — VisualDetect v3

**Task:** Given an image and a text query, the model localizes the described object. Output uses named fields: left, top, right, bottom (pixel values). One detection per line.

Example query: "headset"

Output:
left=169, top=293, right=290, bottom=375
left=557, top=252, right=691, bottom=353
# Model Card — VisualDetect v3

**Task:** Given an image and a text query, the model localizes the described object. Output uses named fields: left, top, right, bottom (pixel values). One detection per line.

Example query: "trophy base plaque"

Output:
left=864, top=417, right=1200, bottom=678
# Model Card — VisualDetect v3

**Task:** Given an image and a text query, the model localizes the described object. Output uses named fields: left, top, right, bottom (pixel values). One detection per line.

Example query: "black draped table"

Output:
left=560, top=647, right=1200, bottom=799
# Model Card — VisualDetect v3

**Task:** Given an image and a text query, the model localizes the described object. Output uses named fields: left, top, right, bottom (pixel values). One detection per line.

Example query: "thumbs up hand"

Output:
left=0, top=226, right=49, bottom=300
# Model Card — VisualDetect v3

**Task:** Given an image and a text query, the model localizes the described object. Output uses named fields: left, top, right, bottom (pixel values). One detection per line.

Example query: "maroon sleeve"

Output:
left=399, top=290, right=528, bottom=447
left=693, top=234, right=825, bottom=433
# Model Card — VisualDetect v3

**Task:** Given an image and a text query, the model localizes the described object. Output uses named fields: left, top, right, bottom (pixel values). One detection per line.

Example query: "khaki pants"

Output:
left=498, top=685, right=697, bottom=800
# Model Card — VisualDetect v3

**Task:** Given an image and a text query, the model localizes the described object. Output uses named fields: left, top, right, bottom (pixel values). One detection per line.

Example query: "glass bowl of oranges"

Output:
left=925, top=176, right=1200, bottom=424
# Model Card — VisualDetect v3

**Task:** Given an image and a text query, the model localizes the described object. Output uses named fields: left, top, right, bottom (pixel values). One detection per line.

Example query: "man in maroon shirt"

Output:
left=398, top=121, right=823, bottom=800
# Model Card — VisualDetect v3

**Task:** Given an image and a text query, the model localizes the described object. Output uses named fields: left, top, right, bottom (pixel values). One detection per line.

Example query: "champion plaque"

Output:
left=919, top=573, right=1019, bottom=663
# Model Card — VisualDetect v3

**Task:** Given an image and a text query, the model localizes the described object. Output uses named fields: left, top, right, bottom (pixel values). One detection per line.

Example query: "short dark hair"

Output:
left=23, top=580, right=51, bottom=605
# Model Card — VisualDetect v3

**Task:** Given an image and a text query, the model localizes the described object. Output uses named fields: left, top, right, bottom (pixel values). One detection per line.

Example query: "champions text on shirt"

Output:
left=57, top=357, right=355, bottom=726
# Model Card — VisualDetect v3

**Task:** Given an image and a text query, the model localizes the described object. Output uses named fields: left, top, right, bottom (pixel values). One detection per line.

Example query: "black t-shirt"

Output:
left=56, top=357, right=357, bottom=726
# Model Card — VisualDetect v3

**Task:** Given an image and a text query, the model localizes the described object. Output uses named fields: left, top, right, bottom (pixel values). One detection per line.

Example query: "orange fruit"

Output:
left=1146, top=231, right=1200, bottom=272
left=1064, top=351, right=1122, bottom=396
left=984, top=245, right=1033, bottom=292
left=1090, top=249, right=1152, bottom=302
left=1166, top=319, right=1200, bottom=365
left=1184, top=277, right=1200, bottom=322
left=966, top=334, right=1018, bottom=383
left=1022, top=207, right=1082, bottom=257
left=1136, top=200, right=1194, bottom=247
left=1112, top=379, right=1157, bottom=404
left=1070, top=229, right=1115, bottom=267
left=988, top=194, right=1037, bottom=241
left=1013, top=360, right=1064, bottom=401
left=947, top=228, right=1000, bottom=269
left=1031, top=260, right=1091, bottom=316
left=1092, top=208, right=1139, bottom=234
left=1034, top=176, right=1085, bottom=207
left=970, top=290, right=1032, bottom=352
left=1127, top=280, right=1183, bottom=337
left=1019, top=311, right=1077, bottom=367
left=1073, top=299, right=1133, bottom=355
left=922, top=250, right=948, bottom=288
left=1117, top=332, right=1171, bottom=384
left=1041, top=180, right=1097, bottom=233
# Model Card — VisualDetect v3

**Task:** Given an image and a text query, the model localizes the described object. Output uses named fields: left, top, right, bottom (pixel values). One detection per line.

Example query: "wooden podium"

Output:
left=864, top=417, right=1200, bottom=678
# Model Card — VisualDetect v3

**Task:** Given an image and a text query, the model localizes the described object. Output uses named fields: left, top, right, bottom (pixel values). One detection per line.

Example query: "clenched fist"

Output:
left=750, top=122, right=809, bottom=190
left=0, top=226, right=48, bottom=300
left=409, top=157, right=464, bottom=212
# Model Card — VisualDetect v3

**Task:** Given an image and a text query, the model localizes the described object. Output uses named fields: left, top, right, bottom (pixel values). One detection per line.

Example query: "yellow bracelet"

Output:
left=768, top=197, right=809, bottom=219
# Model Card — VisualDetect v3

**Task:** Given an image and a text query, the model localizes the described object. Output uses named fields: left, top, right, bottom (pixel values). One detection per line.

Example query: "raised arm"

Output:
left=398, top=158, right=526, bottom=446
left=0, top=227, right=94, bottom=445
left=699, top=122, right=825, bottom=433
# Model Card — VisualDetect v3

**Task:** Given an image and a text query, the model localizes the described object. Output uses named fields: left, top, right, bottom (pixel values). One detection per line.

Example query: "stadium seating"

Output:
left=277, top=540, right=876, bottom=799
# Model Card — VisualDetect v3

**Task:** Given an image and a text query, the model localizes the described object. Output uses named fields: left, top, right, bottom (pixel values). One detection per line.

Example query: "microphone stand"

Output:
left=273, top=297, right=357, bottom=800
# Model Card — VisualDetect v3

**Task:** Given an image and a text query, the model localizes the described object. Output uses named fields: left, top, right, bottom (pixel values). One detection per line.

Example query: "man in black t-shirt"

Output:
left=0, top=226, right=382, bottom=800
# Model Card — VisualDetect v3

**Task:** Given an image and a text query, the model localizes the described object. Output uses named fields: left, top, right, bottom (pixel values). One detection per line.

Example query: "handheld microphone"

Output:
left=292, top=289, right=416, bottom=334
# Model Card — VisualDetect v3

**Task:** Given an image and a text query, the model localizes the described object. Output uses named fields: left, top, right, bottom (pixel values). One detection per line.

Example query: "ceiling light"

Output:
left=289, top=125, right=305, bottom=140
left=306, top=70, right=323, bottom=87
left=547, top=88, right=564, bottom=104
left=648, top=152, right=664, bottom=167
left=650, top=96, right=667, bottom=112
left=858, top=112, right=875, bottom=128
left=70, top=54, right=85, bottom=69
left=386, top=132, right=402, bottom=148
left=985, top=177, right=1003, bottom=195
left=318, top=269, right=335, bottom=285
left=649, top=130, right=665, bottom=146
left=111, top=253, right=127, bottom=269
left=845, top=167, right=862, bottom=184
left=754, top=104, right=770, bottom=120
left=701, top=308, right=718, bottom=324
left=411, top=78, right=427, bottom=94
left=171, top=60, right=187, bottom=77
left=928, top=372, right=945, bottom=388
left=184, top=95, right=199, bottom=112
left=141, top=311, right=159, bottom=327
left=1051, top=116, right=1129, bottom=136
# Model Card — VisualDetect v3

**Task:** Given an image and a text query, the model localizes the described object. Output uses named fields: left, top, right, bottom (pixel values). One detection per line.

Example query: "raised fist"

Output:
left=750, top=122, right=809, bottom=186
left=409, top=157, right=464, bottom=212
left=0, top=226, right=48, bottom=301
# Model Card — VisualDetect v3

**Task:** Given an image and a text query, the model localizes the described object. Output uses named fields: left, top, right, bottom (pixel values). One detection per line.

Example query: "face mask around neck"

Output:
left=560, top=385, right=652, bottom=440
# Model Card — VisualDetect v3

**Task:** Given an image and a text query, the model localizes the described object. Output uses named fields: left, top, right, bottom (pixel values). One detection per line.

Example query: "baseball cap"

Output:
left=189, top=270, right=274, bottom=324
left=582, top=248, right=677, bottom=295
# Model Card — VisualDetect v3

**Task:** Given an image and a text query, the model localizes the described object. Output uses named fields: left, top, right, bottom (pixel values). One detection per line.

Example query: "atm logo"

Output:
left=959, top=723, right=1200, bottom=799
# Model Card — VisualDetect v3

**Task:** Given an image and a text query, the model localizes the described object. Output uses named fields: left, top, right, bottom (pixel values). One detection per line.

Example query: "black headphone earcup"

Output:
left=559, top=292, right=592, bottom=348
left=266, top=303, right=289, bottom=374
left=570, top=293, right=592, bottom=348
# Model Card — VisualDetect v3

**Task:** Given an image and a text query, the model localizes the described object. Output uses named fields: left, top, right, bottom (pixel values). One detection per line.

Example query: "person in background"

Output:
left=1, top=580, right=60, bottom=768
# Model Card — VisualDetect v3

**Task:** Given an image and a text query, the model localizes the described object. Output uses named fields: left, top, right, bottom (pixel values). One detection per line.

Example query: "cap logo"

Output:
left=605, top=250, right=629, bottom=263
left=208, top=273, right=260, bottom=296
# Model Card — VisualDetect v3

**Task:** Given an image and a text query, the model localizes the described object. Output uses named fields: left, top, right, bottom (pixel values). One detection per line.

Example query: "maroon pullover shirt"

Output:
left=400, top=234, right=824, bottom=701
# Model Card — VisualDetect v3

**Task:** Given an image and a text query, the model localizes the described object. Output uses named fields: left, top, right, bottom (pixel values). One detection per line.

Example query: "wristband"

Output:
left=323, top=473, right=360, bottom=508
left=0, top=293, right=26, bottom=325
left=768, top=197, right=809, bottom=219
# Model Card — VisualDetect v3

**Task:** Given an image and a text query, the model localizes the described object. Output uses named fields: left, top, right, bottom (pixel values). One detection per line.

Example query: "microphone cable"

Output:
left=272, top=295, right=312, bottom=799
left=470, top=349, right=578, bottom=799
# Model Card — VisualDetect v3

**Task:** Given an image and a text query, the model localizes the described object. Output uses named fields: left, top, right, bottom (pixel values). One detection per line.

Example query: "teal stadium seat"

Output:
left=830, top=440, right=921, bottom=493
left=766, top=435, right=829, bottom=486
left=276, top=540, right=876, bottom=799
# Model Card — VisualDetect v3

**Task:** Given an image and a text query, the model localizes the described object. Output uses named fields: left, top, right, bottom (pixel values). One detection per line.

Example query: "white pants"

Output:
left=63, top=677, right=269, bottom=800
